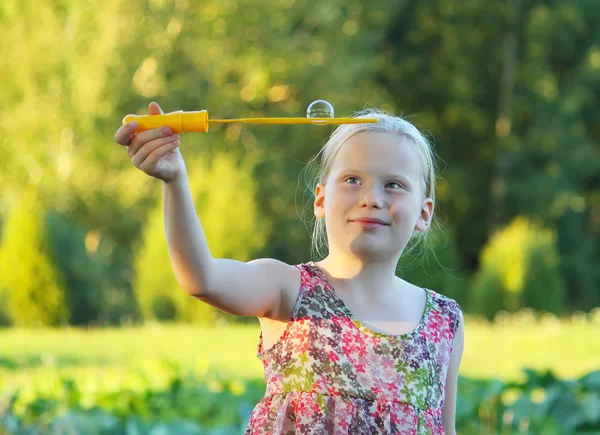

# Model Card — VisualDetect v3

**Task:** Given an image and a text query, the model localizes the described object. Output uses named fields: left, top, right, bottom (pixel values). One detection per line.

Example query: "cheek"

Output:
left=392, top=197, right=421, bottom=220
left=325, top=188, right=350, bottom=211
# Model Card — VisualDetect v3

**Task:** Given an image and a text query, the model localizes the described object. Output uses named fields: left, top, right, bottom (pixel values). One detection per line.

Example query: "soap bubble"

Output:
left=307, top=100, right=334, bottom=122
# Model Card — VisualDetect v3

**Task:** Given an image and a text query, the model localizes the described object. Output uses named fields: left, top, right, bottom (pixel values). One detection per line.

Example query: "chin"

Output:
left=349, top=240, right=394, bottom=259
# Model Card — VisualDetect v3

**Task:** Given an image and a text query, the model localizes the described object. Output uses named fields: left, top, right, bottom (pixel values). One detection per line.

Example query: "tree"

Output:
left=380, top=0, right=600, bottom=311
left=0, top=193, right=69, bottom=326
left=470, top=217, right=566, bottom=317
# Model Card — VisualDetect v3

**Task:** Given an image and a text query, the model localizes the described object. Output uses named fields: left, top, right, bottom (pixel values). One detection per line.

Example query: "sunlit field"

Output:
left=1, top=312, right=598, bottom=433
left=2, top=310, right=598, bottom=391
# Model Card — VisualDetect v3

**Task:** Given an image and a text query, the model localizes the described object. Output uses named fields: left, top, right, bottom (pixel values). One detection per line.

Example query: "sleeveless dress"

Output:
left=245, top=262, right=462, bottom=435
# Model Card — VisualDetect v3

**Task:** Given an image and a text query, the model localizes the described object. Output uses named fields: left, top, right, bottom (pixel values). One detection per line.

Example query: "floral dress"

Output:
left=245, top=262, right=462, bottom=435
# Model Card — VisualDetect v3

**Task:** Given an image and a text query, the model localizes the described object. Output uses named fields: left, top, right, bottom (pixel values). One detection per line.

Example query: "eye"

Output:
left=344, top=176, right=361, bottom=185
left=386, top=181, right=404, bottom=189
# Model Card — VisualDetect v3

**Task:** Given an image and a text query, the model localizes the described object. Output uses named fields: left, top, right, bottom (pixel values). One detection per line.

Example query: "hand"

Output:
left=114, top=102, right=186, bottom=182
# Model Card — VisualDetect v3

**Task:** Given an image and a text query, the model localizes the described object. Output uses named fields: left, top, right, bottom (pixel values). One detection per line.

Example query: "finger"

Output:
left=115, top=122, right=138, bottom=146
left=139, top=141, right=180, bottom=173
left=131, top=134, right=179, bottom=168
left=148, top=101, right=164, bottom=115
left=128, top=126, right=174, bottom=158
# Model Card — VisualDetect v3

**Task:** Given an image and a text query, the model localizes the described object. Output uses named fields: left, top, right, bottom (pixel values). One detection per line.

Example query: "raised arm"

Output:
left=115, top=102, right=297, bottom=320
left=163, top=173, right=298, bottom=318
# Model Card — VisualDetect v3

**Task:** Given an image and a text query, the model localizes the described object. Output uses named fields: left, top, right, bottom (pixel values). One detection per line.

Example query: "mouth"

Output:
left=350, top=218, right=390, bottom=226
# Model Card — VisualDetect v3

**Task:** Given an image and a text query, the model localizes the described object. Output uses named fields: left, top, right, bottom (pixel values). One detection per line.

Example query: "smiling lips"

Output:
left=350, top=218, right=389, bottom=226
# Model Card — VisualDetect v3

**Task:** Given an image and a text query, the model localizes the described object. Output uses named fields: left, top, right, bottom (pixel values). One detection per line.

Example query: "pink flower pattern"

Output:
left=245, top=262, right=461, bottom=434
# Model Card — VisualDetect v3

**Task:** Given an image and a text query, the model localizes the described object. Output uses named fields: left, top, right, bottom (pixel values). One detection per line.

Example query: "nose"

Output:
left=359, top=186, right=385, bottom=209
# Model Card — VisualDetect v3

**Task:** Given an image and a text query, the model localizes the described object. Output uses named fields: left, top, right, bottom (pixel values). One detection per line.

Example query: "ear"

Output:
left=415, top=198, right=434, bottom=232
left=314, top=183, right=326, bottom=219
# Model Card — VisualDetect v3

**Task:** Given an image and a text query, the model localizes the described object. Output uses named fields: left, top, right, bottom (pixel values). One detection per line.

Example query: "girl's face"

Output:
left=314, top=131, right=433, bottom=261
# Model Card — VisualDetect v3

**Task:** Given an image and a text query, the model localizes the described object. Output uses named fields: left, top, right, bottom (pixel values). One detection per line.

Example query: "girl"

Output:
left=114, top=102, right=465, bottom=435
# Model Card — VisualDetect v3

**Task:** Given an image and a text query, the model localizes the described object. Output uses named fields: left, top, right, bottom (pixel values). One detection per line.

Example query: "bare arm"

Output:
left=163, top=167, right=296, bottom=319
left=442, top=309, right=465, bottom=434
left=115, top=102, right=295, bottom=319
left=163, top=173, right=211, bottom=296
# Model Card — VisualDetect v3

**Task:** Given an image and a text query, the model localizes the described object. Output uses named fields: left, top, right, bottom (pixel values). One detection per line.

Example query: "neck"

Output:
left=316, top=250, right=401, bottom=300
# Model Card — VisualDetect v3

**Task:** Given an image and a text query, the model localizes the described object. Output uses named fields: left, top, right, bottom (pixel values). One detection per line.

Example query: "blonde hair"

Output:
left=301, top=108, right=440, bottom=262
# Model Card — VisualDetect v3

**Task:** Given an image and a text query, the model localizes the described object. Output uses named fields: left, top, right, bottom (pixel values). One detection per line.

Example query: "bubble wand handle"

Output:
left=123, top=111, right=209, bottom=133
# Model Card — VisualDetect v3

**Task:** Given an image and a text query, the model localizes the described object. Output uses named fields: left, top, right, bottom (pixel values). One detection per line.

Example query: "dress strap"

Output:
left=290, top=263, right=313, bottom=319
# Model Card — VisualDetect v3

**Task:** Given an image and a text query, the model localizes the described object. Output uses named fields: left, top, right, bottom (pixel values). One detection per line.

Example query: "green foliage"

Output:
left=1, top=365, right=598, bottom=434
left=381, top=0, right=600, bottom=312
left=0, top=288, right=10, bottom=327
left=0, top=0, right=597, bottom=325
left=134, top=153, right=268, bottom=324
left=187, top=153, right=267, bottom=262
left=456, top=368, right=600, bottom=434
left=470, top=217, right=566, bottom=318
left=397, top=226, right=468, bottom=306
left=45, top=212, right=138, bottom=325
left=0, top=193, right=68, bottom=327
left=469, top=267, right=505, bottom=321
left=522, top=240, right=566, bottom=315
left=0, top=367, right=265, bottom=434
left=133, top=201, right=184, bottom=323
left=1, top=320, right=598, bottom=432
left=0, top=204, right=137, bottom=327
left=44, top=212, right=102, bottom=326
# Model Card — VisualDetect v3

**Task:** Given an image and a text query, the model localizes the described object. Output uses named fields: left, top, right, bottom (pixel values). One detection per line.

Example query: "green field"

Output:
left=1, top=314, right=599, bottom=434
left=1, top=311, right=599, bottom=391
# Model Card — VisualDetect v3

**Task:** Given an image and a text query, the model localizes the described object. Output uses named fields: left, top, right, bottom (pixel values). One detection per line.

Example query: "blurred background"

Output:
left=0, top=0, right=598, bottom=433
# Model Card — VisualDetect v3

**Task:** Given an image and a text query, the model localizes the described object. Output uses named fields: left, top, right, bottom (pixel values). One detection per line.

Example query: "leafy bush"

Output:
left=0, top=365, right=265, bottom=435
left=1, top=365, right=598, bottom=434
left=522, top=241, right=566, bottom=315
left=45, top=212, right=139, bottom=326
left=0, top=193, right=68, bottom=327
left=469, top=266, right=505, bottom=321
left=0, top=199, right=137, bottom=327
left=397, top=227, right=468, bottom=306
left=470, top=217, right=566, bottom=318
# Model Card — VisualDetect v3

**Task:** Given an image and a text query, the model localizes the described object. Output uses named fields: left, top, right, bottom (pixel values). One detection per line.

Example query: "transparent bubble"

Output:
left=306, top=100, right=334, bottom=122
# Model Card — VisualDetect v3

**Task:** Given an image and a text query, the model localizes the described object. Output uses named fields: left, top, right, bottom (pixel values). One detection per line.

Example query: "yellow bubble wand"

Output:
left=122, top=100, right=378, bottom=134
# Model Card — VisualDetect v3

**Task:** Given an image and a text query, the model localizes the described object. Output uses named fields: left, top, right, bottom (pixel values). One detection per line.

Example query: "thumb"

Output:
left=148, top=101, right=164, bottom=115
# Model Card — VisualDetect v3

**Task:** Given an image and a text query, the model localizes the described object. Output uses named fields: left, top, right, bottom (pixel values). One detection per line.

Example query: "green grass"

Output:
left=0, top=323, right=264, bottom=399
left=0, top=323, right=263, bottom=375
left=462, top=311, right=600, bottom=381
left=0, top=311, right=598, bottom=396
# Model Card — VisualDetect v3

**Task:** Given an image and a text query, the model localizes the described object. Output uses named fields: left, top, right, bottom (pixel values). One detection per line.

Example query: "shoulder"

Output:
left=428, top=289, right=464, bottom=334
left=250, top=258, right=303, bottom=321
left=248, top=258, right=301, bottom=273
left=428, top=289, right=462, bottom=316
left=249, top=258, right=302, bottom=289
